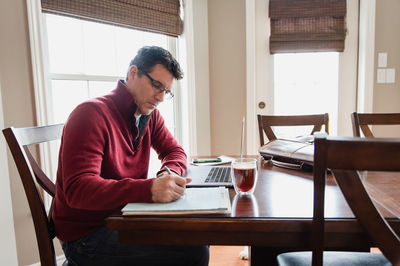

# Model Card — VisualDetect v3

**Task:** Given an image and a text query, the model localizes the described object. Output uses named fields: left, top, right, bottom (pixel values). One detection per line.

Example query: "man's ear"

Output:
left=128, top=65, right=138, bottom=81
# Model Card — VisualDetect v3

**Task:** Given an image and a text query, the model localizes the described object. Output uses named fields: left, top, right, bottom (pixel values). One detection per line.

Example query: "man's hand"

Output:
left=151, top=172, right=192, bottom=203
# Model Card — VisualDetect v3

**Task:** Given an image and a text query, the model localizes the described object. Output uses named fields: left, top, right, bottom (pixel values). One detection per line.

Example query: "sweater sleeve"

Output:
left=150, top=110, right=187, bottom=176
left=59, top=102, right=153, bottom=211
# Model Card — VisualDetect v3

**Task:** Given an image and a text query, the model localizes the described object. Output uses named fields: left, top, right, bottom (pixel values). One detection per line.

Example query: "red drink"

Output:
left=232, top=158, right=258, bottom=195
left=233, top=167, right=256, bottom=192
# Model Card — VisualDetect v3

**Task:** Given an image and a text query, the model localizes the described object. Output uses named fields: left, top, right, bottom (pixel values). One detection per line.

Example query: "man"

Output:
left=52, top=46, right=209, bottom=265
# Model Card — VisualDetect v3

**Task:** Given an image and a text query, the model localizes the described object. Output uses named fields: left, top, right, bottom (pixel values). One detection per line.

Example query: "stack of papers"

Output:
left=122, top=187, right=231, bottom=215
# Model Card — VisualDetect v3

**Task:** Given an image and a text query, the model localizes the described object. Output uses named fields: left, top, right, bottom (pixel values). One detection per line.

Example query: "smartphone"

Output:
left=192, top=158, right=222, bottom=163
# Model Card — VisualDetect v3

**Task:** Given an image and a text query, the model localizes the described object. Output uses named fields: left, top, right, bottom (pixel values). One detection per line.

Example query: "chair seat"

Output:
left=277, top=251, right=391, bottom=266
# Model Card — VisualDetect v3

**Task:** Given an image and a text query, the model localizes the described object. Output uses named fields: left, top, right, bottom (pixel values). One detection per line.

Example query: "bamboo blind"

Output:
left=41, top=0, right=183, bottom=37
left=269, top=0, right=347, bottom=54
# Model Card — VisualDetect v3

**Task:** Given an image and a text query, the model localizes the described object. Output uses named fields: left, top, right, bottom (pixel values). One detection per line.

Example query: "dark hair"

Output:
left=127, top=46, right=183, bottom=81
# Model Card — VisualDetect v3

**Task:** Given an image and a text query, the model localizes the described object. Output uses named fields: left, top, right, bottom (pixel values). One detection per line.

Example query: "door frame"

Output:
left=357, top=0, right=376, bottom=113
left=246, top=0, right=361, bottom=155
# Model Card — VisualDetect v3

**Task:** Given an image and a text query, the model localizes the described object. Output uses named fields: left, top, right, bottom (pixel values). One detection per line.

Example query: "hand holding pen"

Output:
left=163, top=165, right=192, bottom=188
left=150, top=166, right=191, bottom=203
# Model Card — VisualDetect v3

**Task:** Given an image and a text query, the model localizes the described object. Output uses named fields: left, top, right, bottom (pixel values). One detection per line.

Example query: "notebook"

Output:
left=184, top=165, right=233, bottom=187
left=122, top=187, right=231, bottom=215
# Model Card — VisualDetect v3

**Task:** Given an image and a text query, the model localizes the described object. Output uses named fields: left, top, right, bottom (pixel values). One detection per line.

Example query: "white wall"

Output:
left=208, top=0, right=246, bottom=155
left=337, top=0, right=359, bottom=136
left=372, top=0, right=400, bottom=137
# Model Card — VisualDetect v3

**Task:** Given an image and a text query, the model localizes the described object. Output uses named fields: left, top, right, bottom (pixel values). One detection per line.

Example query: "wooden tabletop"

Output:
left=106, top=157, right=400, bottom=264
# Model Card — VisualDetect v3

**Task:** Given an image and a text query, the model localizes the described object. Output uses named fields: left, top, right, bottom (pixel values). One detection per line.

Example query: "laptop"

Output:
left=185, top=117, right=246, bottom=187
left=184, top=165, right=233, bottom=187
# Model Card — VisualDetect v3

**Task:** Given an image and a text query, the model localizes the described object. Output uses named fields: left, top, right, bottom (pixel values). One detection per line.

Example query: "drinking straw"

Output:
left=240, top=116, right=245, bottom=161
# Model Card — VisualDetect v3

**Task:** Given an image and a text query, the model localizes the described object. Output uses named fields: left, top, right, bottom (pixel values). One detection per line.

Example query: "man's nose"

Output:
left=155, top=90, right=165, bottom=102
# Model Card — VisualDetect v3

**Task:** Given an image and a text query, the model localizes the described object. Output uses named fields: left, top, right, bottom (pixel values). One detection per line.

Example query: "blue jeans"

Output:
left=62, top=227, right=209, bottom=266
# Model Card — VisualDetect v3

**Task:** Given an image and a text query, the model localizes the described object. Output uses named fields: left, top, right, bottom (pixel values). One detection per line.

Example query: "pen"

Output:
left=164, top=165, right=173, bottom=175
left=165, top=166, right=186, bottom=198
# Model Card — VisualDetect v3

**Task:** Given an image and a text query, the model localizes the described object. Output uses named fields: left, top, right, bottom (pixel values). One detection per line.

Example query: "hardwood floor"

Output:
left=209, top=246, right=250, bottom=266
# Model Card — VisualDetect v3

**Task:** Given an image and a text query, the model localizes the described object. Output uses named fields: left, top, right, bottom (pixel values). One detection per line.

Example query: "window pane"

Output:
left=157, top=99, right=175, bottom=136
left=115, top=28, right=146, bottom=77
left=88, top=81, right=117, bottom=99
left=274, top=52, right=339, bottom=137
left=82, top=21, right=118, bottom=76
left=141, top=31, right=168, bottom=47
left=51, top=80, right=88, bottom=123
left=45, top=14, right=84, bottom=74
left=115, top=28, right=168, bottom=77
left=45, top=14, right=177, bottom=178
left=148, top=98, right=174, bottom=178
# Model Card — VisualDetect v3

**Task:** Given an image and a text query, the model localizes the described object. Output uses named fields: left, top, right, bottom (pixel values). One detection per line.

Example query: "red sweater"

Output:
left=52, top=80, right=187, bottom=241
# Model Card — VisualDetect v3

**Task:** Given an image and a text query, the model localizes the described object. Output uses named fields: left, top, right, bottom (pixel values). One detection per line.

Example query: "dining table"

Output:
left=106, top=157, right=400, bottom=265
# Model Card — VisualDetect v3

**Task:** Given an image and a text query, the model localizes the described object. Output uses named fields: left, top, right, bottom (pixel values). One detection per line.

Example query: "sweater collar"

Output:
left=110, top=80, right=137, bottom=118
left=110, top=80, right=150, bottom=128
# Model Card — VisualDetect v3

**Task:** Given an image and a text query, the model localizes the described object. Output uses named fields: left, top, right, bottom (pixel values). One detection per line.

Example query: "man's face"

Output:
left=126, top=64, right=174, bottom=116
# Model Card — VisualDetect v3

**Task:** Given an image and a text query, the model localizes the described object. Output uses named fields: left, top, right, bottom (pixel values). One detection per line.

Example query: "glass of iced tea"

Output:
left=231, top=158, right=258, bottom=195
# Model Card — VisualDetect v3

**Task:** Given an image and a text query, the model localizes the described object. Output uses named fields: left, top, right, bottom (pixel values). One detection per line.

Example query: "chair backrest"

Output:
left=2, top=124, right=64, bottom=266
left=351, top=112, right=400, bottom=137
left=257, top=113, right=329, bottom=145
left=312, top=135, right=400, bottom=266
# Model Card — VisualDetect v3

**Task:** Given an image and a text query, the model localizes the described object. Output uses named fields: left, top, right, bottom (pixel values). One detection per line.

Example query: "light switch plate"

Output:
left=378, top=52, right=387, bottom=68
left=386, top=68, right=395, bottom=83
left=377, top=69, right=386, bottom=83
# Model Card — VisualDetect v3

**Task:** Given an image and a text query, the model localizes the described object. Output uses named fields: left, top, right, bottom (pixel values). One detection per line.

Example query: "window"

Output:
left=273, top=52, right=339, bottom=137
left=44, top=13, right=179, bottom=178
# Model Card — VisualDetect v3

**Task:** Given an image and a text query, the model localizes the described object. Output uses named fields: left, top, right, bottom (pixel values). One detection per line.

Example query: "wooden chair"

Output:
left=277, top=135, right=400, bottom=266
left=2, top=124, right=68, bottom=266
left=257, top=113, right=329, bottom=145
left=351, top=112, right=400, bottom=137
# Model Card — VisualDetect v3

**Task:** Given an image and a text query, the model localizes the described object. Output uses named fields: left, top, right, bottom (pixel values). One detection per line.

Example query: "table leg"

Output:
left=250, top=246, right=295, bottom=266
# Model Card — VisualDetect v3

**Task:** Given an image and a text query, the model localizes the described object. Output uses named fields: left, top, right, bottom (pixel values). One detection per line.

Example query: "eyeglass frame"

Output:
left=137, top=67, right=174, bottom=99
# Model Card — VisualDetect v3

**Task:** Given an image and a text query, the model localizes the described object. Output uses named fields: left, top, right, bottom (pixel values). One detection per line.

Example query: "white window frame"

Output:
left=179, top=0, right=211, bottom=157
left=26, top=0, right=55, bottom=211
left=357, top=0, right=376, bottom=113
left=43, top=14, right=180, bottom=133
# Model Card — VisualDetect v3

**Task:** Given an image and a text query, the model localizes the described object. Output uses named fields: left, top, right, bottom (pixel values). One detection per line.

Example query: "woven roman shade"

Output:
left=269, top=0, right=347, bottom=54
left=41, top=0, right=183, bottom=37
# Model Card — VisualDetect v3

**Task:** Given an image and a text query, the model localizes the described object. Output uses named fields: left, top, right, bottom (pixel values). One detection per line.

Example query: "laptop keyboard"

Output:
left=205, top=167, right=232, bottom=183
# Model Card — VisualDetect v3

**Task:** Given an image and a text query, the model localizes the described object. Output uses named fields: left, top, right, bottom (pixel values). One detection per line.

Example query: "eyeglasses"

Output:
left=138, top=67, right=174, bottom=100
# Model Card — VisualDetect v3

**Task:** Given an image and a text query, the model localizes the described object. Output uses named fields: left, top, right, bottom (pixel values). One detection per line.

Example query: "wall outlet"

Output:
left=386, top=68, right=395, bottom=83
left=378, top=52, right=388, bottom=68
left=377, top=69, right=386, bottom=83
